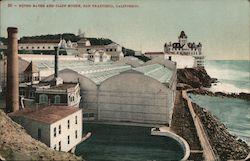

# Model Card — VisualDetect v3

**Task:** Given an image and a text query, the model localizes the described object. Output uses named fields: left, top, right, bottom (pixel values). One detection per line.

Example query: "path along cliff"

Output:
left=176, top=68, right=249, bottom=160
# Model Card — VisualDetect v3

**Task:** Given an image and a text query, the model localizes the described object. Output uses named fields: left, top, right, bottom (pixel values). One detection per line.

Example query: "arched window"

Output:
left=39, top=94, right=48, bottom=104
left=54, top=95, right=61, bottom=104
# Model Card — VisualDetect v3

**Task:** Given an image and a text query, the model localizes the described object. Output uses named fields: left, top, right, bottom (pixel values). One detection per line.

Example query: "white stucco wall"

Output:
left=11, top=116, right=51, bottom=146
left=164, top=54, right=195, bottom=69
left=50, top=109, right=82, bottom=152
left=19, top=43, right=57, bottom=51
left=11, top=109, right=82, bottom=152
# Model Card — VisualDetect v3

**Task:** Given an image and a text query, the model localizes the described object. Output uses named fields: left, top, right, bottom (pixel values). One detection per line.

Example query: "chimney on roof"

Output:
left=52, top=46, right=63, bottom=86
left=54, top=46, right=59, bottom=78
left=6, top=27, right=19, bottom=113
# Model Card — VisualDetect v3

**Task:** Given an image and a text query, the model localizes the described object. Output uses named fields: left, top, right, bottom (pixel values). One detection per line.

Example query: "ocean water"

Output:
left=189, top=60, right=250, bottom=141
left=75, top=123, right=184, bottom=161
left=205, top=60, right=250, bottom=93
left=189, top=94, right=250, bottom=142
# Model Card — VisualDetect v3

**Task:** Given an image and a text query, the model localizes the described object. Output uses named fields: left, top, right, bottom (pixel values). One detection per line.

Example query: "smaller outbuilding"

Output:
left=9, top=106, right=83, bottom=152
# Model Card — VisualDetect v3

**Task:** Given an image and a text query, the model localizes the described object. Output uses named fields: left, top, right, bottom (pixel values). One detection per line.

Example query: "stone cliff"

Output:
left=177, top=68, right=216, bottom=88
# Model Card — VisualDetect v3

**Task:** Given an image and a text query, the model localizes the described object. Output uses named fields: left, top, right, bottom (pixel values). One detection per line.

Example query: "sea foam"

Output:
left=205, top=82, right=250, bottom=94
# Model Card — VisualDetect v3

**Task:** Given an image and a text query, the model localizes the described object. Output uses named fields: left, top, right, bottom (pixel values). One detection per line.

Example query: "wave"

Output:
left=205, top=66, right=249, bottom=82
left=204, top=82, right=250, bottom=94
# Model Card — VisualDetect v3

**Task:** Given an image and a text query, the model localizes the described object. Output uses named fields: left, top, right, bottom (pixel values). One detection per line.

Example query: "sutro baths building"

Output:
left=18, top=55, right=177, bottom=125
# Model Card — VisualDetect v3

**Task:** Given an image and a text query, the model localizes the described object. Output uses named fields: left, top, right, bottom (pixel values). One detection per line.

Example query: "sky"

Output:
left=0, top=0, right=249, bottom=60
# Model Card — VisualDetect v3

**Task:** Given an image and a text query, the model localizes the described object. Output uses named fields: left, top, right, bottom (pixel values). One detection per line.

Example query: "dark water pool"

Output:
left=75, top=123, right=184, bottom=161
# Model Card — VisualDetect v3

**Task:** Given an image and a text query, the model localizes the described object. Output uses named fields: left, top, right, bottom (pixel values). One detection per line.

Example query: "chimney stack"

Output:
left=6, top=27, right=19, bottom=113
left=52, top=46, right=63, bottom=86
left=54, top=46, right=59, bottom=78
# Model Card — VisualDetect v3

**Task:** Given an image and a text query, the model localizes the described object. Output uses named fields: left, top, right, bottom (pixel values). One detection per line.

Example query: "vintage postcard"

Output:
left=0, top=0, right=249, bottom=161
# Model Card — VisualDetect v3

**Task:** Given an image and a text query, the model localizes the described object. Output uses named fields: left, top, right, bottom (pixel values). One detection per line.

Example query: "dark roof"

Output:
left=144, top=52, right=164, bottom=55
left=179, top=31, right=187, bottom=39
left=19, top=39, right=60, bottom=44
left=49, top=83, right=78, bottom=90
left=9, top=106, right=81, bottom=124
left=172, top=43, right=184, bottom=49
left=24, top=61, right=38, bottom=73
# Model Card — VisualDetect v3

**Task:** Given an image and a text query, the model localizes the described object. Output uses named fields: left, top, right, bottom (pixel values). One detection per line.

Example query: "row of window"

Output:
left=53, top=130, right=78, bottom=151
left=53, top=116, right=78, bottom=138
left=25, top=75, right=39, bottom=82
left=20, top=90, right=35, bottom=98
left=88, top=55, right=107, bottom=59
left=106, top=48, right=117, bottom=52
left=20, top=46, right=53, bottom=50
left=39, top=94, right=61, bottom=104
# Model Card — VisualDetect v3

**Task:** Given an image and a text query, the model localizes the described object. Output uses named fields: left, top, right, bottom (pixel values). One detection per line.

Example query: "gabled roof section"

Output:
left=134, top=64, right=173, bottom=84
left=24, top=61, right=38, bottom=73
left=179, top=31, right=187, bottom=39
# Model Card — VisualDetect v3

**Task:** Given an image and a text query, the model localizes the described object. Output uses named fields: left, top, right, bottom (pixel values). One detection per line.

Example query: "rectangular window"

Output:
left=38, top=128, right=41, bottom=139
left=59, top=125, right=61, bottom=134
left=58, top=141, right=61, bottom=151
left=89, top=113, right=94, bottom=117
left=67, top=135, right=70, bottom=144
left=75, top=130, right=77, bottom=139
left=20, top=90, right=25, bottom=96
left=75, top=116, right=77, bottom=124
left=54, top=127, right=56, bottom=137
left=54, top=144, right=56, bottom=150
left=29, top=91, right=34, bottom=98
left=67, top=120, right=70, bottom=129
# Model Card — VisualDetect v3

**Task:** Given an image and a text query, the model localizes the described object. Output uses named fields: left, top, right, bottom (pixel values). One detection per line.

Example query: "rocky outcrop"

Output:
left=177, top=68, right=217, bottom=88
left=189, top=89, right=250, bottom=101
left=192, top=103, right=249, bottom=161
left=0, top=110, right=83, bottom=161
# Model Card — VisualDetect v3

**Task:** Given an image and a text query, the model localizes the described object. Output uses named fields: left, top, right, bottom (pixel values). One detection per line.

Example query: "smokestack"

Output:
left=52, top=46, right=63, bottom=86
left=54, top=46, right=58, bottom=78
left=6, top=27, right=19, bottom=113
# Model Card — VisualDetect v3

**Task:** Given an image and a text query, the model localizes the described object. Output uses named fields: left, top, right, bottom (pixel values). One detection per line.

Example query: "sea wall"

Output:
left=151, top=128, right=190, bottom=161
left=192, top=103, right=249, bottom=160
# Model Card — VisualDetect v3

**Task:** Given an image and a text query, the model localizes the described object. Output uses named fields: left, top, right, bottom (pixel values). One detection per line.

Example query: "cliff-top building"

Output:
left=76, top=32, right=124, bottom=61
left=164, top=31, right=204, bottom=68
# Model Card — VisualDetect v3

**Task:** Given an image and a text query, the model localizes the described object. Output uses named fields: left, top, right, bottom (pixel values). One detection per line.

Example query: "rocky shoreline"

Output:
left=192, top=103, right=249, bottom=160
left=177, top=67, right=250, bottom=101
left=177, top=68, right=217, bottom=88
left=189, top=88, right=250, bottom=101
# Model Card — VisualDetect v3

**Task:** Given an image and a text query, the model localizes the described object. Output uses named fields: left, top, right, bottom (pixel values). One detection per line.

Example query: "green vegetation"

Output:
left=3, top=33, right=150, bottom=62
left=0, top=37, right=7, bottom=44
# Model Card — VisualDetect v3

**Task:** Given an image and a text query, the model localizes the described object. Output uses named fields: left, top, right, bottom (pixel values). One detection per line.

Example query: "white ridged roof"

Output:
left=21, top=55, right=174, bottom=85
left=134, top=64, right=173, bottom=84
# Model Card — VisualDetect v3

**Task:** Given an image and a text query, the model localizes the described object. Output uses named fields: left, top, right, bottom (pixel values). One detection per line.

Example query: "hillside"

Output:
left=0, top=110, right=83, bottom=161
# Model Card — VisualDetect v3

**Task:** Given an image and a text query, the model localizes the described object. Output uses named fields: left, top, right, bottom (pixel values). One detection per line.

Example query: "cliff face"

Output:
left=0, top=110, right=83, bottom=161
left=177, top=68, right=216, bottom=88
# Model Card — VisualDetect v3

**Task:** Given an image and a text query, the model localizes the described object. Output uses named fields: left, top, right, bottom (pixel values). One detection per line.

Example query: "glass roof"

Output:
left=134, top=64, right=173, bottom=84
left=25, top=58, right=174, bottom=85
